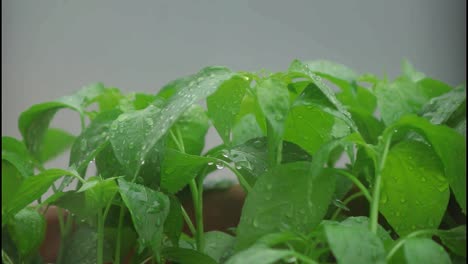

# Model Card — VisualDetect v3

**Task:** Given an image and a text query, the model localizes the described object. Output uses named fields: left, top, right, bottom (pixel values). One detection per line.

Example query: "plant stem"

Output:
left=114, top=205, right=125, bottom=264
left=181, top=206, right=197, bottom=236
left=218, top=160, right=253, bottom=193
left=369, top=134, right=392, bottom=234
left=1, top=250, right=14, bottom=264
left=97, top=210, right=104, bottom=264
left=189, top=180, right=204, bottom=252
left=331, top=192, right=364, bottom=221
left=386, top=229, right=438, bottom=261
left=172, top=126, right=204, bottom=251
left=333, top=169, right=371, bottom=202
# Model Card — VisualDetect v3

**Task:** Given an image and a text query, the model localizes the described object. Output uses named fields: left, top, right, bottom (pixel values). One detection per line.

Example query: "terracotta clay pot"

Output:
left=39, top=185, right=246, bottom=264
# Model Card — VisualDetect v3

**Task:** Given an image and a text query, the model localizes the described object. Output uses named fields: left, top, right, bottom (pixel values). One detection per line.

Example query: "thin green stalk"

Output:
left=80, top=114, right=86, bottom=131
left=181, top=206, right=197, bottom=236
left=172, top=126, right=204, bottom=251
left=189, top=180, right=204, bottom=252
left=97, top=210, right=104, bottom=264
left=114, top=205, right=125, bottom=264
left=386, top=229, right=438, bottom=261
left=218, top=160, right=253, bottom=193
left=56, top=208, right=73, bottom=264
left=369, top=134, right=392, bottom=234
left=333, top=169, right=371, bottom=202
left=1, top=250, right=14, bottom=264
left=266, top=122, right=281, bottom=167
left=331, top=192, right=364, bottom=220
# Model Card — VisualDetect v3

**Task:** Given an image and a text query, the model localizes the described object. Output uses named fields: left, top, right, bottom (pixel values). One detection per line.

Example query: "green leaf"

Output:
left=303, top=60, right=359, bottom=82
left=207, top=76, right=249, bottom=144
left=380, top=140, right=449, bottom=236
left=166, top=105, right=210, bottom=155
left=118, top=92, right=159, bottom=113
left=284, top=104, right=348, bottom=155
left=375, top=78, right=451, bottom=125
left=6, top=168, right=80, bottom=217
left=2, top=136, right=34, bottom=162
left=203, top=231, right=236, bottom=263
left=163, top=194, right=184, bottom=246
left=110, top=67, right=235, bottom=177
left=39, top=128, right=75, bottom=163
left=336, top=83, right=377, bottom=115
left=92, top=87, right=125, bottom=112
left=160, top=149, right=212, bottom=193
left=61, top=225, right=113, bottom=264
left=78, top=176, right=118, bottom=212
left=401, top=59, right=426, bottom=82
left=437, top=225, right=466, bottom=257
left=6, top=208, right=45, bottom=257
left=348, top=108, right=384, bottom=144
left=161, top=247, right=218, bottom=264
left=403, top=237, right=451, bottom=264
left=289, top=59, right=354, bottom=124
left=18, top=83, right=105, bottom=158
left=118, top=179, right=170, bottom=254
left=302, top=60, right=377, bottom=114
left=222, top=137, right=311, bottom=187
left=2, top=161, right=24, bottom=212
left=1, top=151, right=34, bottom=180
left=70, top=109, right=122, bottom=176
left=323, top=218, right=386, bottom=264
left=256, top=77, right=290, bottom=165
left=232, top=113, right=264, bottom=146
left=420, top=84, right=465, bottom=125
left=226, top=246, right=294, bottom=264
left=235, top=162, right=335, bottom=251
left=386, top=115, right=466, bottom=214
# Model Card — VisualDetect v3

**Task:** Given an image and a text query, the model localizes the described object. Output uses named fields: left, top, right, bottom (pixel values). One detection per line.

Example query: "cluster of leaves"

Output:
left=2, top=59, right=466, bottom=264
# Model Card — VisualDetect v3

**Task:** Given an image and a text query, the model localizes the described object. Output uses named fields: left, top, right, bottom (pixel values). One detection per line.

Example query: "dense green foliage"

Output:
left=2, top=59, right=466, bottom=263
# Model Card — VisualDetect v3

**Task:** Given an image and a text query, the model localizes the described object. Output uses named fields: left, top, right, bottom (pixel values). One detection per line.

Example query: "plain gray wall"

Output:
left=2, top=0, right=466, bottom=170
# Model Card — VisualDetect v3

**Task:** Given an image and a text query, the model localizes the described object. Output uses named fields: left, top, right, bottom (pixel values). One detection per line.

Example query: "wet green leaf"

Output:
left=420, top=84, right=465, bottom=125
left=204, top=231, right=236, bottom=263
left=403, top=237, right=451, bottom=264
left=118, top=179, right=170, bottom=254
left=6, top=208, right=45, bottom=257
left=236, top=162, right=335, bottom=251
left=375, top=78, right=450, bottom=125
left=323, top=218, right=386, bottom=264
left=160, top=149, right=212, bottom=193
left=38, top=128, right=75, bottom=163
left=70, top=109, right=121, bottom=176
left=386, top=115, right=466, bottom=214
left=380, top=140, right=449, bottom=236
left=110, top=67, right=235, bottom=178
left=18, top=83, right=105, bottom=159
left=167, top=105, right=210, bottom=155
left=207, top=76, right=249, bottom=144
left=6, top=168, right=80, bottom=217
left=256, top=77, right=290, bottom=165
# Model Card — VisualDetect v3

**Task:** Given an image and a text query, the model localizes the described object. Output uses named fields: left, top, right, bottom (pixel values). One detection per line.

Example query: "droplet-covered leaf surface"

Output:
left=380, top=140, right=449, bottom=236
left=403, top=237, right=451, bottom=264
left=118, top=179, right=170, bottom=254
left=323, top=219, right=387, bottom=264
left=235, top=162, right=335, bottom=251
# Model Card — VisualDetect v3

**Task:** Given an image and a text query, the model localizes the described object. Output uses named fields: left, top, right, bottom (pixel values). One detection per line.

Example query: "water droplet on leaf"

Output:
left=215, top=162, right=224, bottom=170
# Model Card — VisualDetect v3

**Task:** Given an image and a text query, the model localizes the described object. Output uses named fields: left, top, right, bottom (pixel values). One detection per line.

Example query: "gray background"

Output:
left=2, top=0, right=466, bottom=170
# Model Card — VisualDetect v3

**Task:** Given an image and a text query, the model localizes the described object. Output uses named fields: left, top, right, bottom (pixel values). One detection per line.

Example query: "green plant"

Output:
left=2, top=59, right=466, bottom=264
